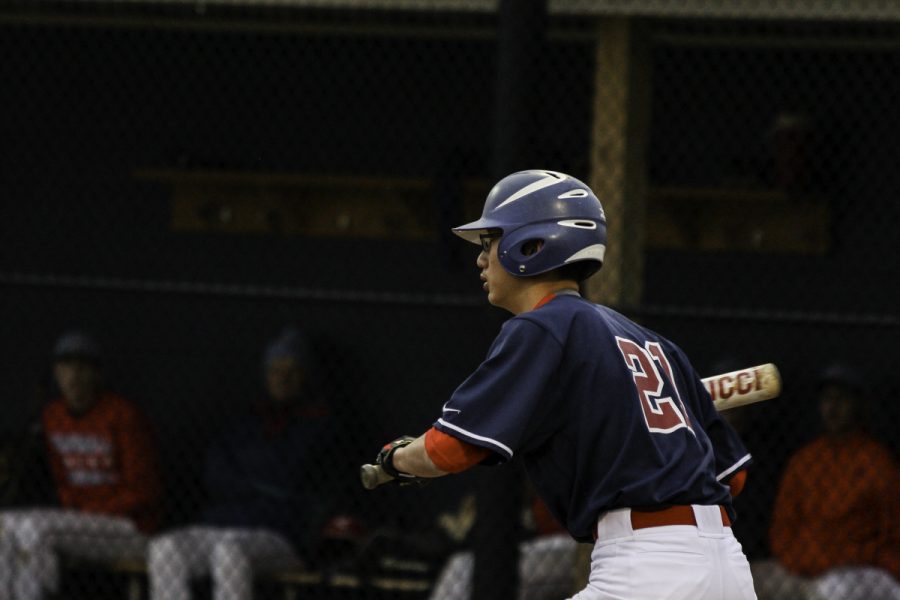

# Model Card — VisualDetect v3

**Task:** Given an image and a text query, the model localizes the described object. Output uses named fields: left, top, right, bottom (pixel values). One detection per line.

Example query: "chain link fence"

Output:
left=1, top=1, right=898, bottom=599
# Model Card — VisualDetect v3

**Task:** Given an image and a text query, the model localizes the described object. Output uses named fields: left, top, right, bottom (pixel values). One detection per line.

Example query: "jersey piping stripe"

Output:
left=436, top=418, right=514, bottom=458
left=716, top=452, right=752, bottom=481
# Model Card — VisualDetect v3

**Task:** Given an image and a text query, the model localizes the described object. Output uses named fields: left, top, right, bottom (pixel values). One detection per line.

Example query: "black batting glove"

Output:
left=376, top=436, right=429, bottom=486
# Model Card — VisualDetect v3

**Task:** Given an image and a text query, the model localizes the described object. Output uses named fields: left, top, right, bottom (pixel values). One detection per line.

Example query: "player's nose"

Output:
left=476, top=251, right=488, bottom=269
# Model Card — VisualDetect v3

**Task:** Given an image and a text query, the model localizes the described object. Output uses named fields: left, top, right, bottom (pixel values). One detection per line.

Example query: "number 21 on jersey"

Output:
left=615, top=337, right=693, bottom=434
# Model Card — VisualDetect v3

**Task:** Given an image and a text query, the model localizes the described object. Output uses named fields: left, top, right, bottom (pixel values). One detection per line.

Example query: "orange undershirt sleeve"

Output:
left=727, top=469, right=748, bottom=497
left=425, top=427, right=492, bottom=473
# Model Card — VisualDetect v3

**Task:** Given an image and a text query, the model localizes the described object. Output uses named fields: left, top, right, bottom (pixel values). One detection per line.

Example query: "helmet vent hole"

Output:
left=558, top=189, right=589, bottom=199
left=558, top=219, right=597, bottom=230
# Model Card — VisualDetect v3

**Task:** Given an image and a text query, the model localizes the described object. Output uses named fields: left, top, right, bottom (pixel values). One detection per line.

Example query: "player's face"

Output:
left=53, top=358, right=101, bottom=415
left=477, top=234, right=527, bottom=313
left=266, top=357, right=306, bottom=404
left=818, top=383, right=858, bottom=435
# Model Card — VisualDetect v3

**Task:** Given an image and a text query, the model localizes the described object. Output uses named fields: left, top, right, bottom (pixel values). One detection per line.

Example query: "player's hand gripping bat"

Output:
left=360, top=362, right=781, bottom=490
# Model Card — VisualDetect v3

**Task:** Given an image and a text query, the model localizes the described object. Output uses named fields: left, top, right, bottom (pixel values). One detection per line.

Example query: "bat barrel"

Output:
left=705, top=363, right=781, bottom=411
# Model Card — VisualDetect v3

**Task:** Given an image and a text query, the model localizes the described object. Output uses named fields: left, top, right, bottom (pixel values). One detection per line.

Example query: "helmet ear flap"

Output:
left=499, top=226, right=556, bottom=275
left=498, top=221, right=606, bottom=277
left=519, top=239, right=545, bottom=257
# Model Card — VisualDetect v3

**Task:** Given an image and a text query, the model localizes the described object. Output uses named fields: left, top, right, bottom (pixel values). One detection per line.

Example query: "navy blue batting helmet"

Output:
left=453, top=170, right=607, bottom=278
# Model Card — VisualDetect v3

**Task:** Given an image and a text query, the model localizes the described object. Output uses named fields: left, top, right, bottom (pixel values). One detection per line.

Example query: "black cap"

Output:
left=52, top=331, right=102, bottom=364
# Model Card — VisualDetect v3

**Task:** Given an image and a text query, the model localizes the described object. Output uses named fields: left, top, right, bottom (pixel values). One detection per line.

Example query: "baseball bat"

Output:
left=706, top=363, right=781, bottom=412
left=360, top=362, right=781, bottom=490
left=360, top=463, right=395, bottom=490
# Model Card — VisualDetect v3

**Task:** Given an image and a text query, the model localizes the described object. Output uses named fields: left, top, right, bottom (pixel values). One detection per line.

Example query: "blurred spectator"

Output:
left=148, top=327, right=347, bottom=600
left=753, top=363, right=900, bottom=600
left=0, top=330, right=164, bottom=600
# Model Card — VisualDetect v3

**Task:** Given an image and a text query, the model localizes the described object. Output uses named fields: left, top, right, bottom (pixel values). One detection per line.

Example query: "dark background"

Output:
left=1, top=3, right=898, bottom=574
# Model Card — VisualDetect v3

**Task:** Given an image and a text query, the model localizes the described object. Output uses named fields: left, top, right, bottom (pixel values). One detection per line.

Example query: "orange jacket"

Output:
left=42, top=392, right=164, bottom=533
left=769, top=431, right=899, bottom=578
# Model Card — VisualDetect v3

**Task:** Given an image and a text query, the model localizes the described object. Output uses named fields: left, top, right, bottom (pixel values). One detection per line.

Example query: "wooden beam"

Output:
left=583, top=17, right=651, bottom=311
left=133, top=168, right=488, bottom=240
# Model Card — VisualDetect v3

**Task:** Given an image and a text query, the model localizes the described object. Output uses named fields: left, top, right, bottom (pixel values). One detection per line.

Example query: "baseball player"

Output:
left=375, top=170, right=756, bottom=599
left=0, top=331, right=163, bottom=600
left=148, top=327, right=340, bottom=600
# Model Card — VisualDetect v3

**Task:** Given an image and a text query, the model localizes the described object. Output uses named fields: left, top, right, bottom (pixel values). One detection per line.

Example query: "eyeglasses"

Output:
left=479, top=233, right=501, bottom=253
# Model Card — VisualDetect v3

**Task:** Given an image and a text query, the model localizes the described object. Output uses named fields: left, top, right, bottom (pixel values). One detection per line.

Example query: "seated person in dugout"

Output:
left=148, top=326, right=347, bottom=600
left=0, top=330, right=164, bottom=600
left=752, top=363, right=900, bottom=600
left=428, top=486, right=579, bottom=600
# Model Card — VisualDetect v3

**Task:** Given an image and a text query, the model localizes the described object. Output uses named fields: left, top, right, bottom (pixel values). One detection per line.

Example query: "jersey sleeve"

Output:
left=89, top=402, right=164, bottom=528
left=682, top=359, right=752, bottom=481
left=434, top=318, right=563, bottom=462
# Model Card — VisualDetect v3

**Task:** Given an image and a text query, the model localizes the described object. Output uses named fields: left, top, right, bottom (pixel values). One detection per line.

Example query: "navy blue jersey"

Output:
left=434, top=293, right=751, bottom=543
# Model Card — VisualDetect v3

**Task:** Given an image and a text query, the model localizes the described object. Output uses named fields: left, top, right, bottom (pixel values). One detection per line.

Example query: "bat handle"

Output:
left=360, top=463, right=394, bottom=490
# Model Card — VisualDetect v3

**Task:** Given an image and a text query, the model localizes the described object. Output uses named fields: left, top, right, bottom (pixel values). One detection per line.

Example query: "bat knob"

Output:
left=360, top=464, right=382, bottom=490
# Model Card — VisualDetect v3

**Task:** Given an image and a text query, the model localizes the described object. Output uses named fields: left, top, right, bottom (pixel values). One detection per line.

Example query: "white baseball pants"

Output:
left=148, top=525, right=302, bottom=600
left=0, top=508, right=146, bottom=600
left=569, top=505, right=757, bottom=600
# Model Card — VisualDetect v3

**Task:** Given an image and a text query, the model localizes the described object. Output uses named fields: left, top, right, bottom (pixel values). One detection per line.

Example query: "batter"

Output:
left=377, top=170, right=756, bottom=599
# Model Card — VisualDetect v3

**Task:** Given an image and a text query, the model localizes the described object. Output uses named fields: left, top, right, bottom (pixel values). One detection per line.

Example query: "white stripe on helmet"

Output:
left=494, top=170, right=568, bottom=210
left=565, top=244, right=606, bottom=263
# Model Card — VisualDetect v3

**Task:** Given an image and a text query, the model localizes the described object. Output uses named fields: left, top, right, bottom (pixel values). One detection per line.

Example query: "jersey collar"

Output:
left=533, top=288, right=581, bottom=310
